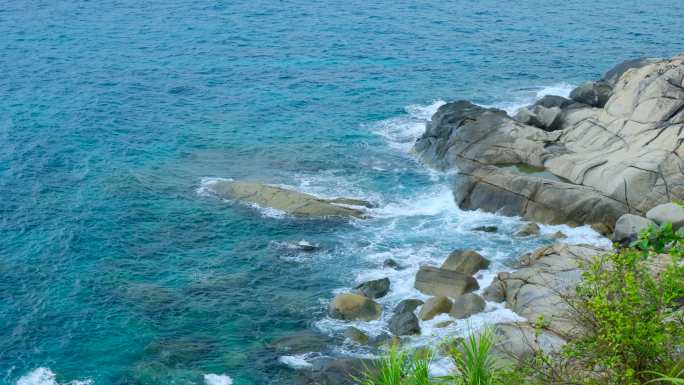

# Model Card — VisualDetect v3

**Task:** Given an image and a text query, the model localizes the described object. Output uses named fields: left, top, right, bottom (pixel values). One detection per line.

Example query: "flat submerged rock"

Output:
left=208, top=181, right=369, bottom=218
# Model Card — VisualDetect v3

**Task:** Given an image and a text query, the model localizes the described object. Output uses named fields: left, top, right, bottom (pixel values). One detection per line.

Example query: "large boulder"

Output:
left=492, top=323, right=566, bottom=363
left=646, top=202, right=684, bottom=230
left=206, top=180, right=368, bottom=218
left=485, top=244, right=608, bottom=337
left=417, top=296, right=453, bottom=321
left=414, top=266, right=479, bottom=298
left=329, top=293, right=382, bottom=321
left=354, top=278, right=390, bottom=299
left=414, top=54, right=684, bottom=228
left=569, top=80, right=613, bottom=108
left=388, top=311, right=421, bottom=336
left=343, top=327, right=369, bottom=345
left=449, top=293, right=486, bottom=319
left=612, top=214, right=656, bottom=244
left=515, top=105, right=563, bottom=131
left=441, top=250, right=490, bottom=275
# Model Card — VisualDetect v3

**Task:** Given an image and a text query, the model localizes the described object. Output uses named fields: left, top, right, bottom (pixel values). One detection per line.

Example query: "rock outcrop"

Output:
left=441, top=250, right=490, bottom=275
left=414, top=54, right=684, bottom=228
left=483, top=244, right=607, bottom=337
left=207, top=180, right=370, bottom=218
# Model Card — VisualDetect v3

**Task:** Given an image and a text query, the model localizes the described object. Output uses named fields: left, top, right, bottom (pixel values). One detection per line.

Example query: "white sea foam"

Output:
left=489, top=82, right=575, bottom=116
left=370, top=100, right=445, bottom=151
left=196, top=177, right=232, bottom=197
left=16, top=368, right=92, bottom=385
left=278, top=354, right=314, bottom=369
left=203, top=373, right=233, bottom=385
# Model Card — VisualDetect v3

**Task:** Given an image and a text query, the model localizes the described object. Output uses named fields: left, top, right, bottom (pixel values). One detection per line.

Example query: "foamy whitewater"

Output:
left=254, top=87, right=612, bottom=373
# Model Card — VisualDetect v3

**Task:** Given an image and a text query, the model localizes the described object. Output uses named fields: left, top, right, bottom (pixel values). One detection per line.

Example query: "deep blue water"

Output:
left=1, top=1, right=683, bottom=384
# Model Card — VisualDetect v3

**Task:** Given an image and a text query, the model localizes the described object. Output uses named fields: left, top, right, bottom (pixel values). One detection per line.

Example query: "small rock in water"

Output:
left=515, top=223, right=540, bottom=237
left=449, top=293, right=486, bottom=319
left=329, top=293, right=382, bottom=321
left=393, top=299, right=424, bottom=315
left=418, top=296, right=452, bottom=321
left=388, top=311, right=421, bottom=336
left=383, top=258, right=402, bottom=270
left=549, top=231, right=567, bottom=240
left=435, top=320, right=454, bottom=328
left=296, top=240, right=319, bottom=251
left=471, top=226, right=498, bottom=233
left=354, top=278, right=390, bottom=299
left=344, top=327, right=369, bottom=345
left=415, top=266, right=479, bottom=297
left=441, top=250, right=490, bottom=276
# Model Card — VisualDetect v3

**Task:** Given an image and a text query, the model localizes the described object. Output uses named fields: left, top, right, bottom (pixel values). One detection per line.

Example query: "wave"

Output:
left=16, top=368, right=91, bottom=385
left=369, top=100, right=445, bottom=152
left=203, top=374, right=233, bottom=385
left=488, top=82, right=575, bottom=116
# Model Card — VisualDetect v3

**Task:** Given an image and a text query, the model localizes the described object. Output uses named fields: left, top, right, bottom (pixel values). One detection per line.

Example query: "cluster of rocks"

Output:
left=413, top=54, right=684, bottom=232
left=612, top=202, right=684, bottom=244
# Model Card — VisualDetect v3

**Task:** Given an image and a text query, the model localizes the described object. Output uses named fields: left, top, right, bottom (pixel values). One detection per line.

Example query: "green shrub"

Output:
left=566, top=223, right=684, bottom=384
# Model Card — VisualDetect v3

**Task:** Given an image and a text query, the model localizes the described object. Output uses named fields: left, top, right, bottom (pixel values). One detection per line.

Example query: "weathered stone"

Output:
left=549, top=231, right=567, bottom=240
left=343, top=327, right=369, bottom=345
left=327, top=197, right=376, bottom=208
left=471, top=225, right=498, bottom=233
left=383, top=258, right=402, bottom=270
left=646, top=203, right=684, bottom=230
left=388, top=311, right=421, bottom=336
left=441, top=250, right=491, bottom=275
left=492, top=323, right=566, bottom=363
left=449, top=293, right=486, bottom=319
left=482, top=277, right=506, bottom=303
left=515, top=105, right=563, bottom=131
left=414, top=266, right=479, bottom=298
left=533, top=95, right=572, bottom=109
left=418, top=296, right=453, bottom=321
left=354, top=278, right=390, bottom=299
left=393, top=299, right=424, bottom=315
left=612, top=214, right=656, bottom=244
left=271, top=331, right=332, bottom=354
left=413, top=55, right=684, bottom=229
left=329, top=293, right=382, bottom=321
left=569, top=80, right=613, bottom=107
left=206, top=180, right=367, bottom=218
left=515, top=223, right=540, bottom=237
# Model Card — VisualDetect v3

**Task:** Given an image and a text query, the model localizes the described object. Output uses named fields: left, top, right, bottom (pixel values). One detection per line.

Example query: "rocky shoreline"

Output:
left=221, top=54, right=684, bottom=385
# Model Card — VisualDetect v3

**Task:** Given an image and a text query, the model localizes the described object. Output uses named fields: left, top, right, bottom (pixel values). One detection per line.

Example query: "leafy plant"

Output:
left=566, top=222, right=684, bottom=384
left=446, top=328, right=499, bottom=385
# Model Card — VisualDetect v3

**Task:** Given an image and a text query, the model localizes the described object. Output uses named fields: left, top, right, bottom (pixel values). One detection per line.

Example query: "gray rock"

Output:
left=549, top=231, right=567, bottom=240
left=329, top=293, right=382, bottom=321
left=418, top=296, right=453, bottom=321
left=533, top=95, right=572, bottom=109
left=388, top=311, right=421, bottom=336
left=569, top=80, right=613, bottom=108
left=414, top=266, right=479, bottom=298
left=612, top=214, right=656, bottom=244
left=383, top=258, right=402, bottom=270
left=328, top=197, right=376, bottom=208
left=206, top=180, right=367, bottom=218
left=492, top=323, right=566, bottom=363
left=306, top=358, right=376, bottom=385
left=482, top=278, right=506, bottom=303
left=354, top=278, right=390, bottom=299
left=471, top=225, right=498, bottom=233
left=414, top=54, right=684, bottom=229
left=646, top=203, right=684, bottom=230
left=515, top=223, right=541, bottom=237
left=441, top=250, right=490, bottom=275
left=601, top=57, right=658, bottom=86
left=515, top=105, right=563, bottom=131
left=393, top=299, right=424, bottom=315
left=449, top=293, right=486, bottom=319
left=343, top=327, right=369, bottom=345
left=271, top=331, right=331, bottom=354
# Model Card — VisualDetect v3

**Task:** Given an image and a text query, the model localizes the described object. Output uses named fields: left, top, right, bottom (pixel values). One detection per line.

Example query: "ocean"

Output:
left=1, top=0, right=682, bottom=384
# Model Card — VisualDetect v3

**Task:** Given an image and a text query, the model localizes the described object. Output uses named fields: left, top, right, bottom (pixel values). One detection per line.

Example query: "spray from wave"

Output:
left=16, top=368, right=91, bottom=385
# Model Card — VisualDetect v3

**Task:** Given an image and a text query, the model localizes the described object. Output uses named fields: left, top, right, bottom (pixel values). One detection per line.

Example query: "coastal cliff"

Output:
left=414, top=54, right=684, bottom=232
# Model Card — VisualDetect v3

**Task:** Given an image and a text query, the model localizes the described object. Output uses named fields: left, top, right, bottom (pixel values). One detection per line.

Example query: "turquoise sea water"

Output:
left=1, top=1, right=683, bottom=384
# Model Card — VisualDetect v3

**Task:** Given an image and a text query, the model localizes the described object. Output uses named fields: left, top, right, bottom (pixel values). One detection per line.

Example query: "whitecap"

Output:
left=16, top=368, right=92, bottom=385
left=488, top=82, right=575, bottom=116
left=278, top=354, right=313, bottom=369
left=203, top=373, right=233, bottom=385
left=369, top=100, right=445, bottom=152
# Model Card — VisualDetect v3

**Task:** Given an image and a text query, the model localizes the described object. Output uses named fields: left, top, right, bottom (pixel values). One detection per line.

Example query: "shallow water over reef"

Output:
left=1, top=0, right=683, bottom=384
